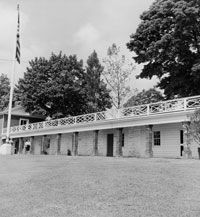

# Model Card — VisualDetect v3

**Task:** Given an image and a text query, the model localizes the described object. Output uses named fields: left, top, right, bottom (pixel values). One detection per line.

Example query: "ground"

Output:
left=0, top=156, right=200, bottom=217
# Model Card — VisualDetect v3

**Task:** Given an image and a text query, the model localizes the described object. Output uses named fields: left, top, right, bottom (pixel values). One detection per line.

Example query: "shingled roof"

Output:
left=0, top=105, right=45, bottom=119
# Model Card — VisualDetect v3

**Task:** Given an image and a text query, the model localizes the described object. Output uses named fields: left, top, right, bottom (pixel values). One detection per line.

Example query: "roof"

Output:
left=0, top=105, right=45, bottom=119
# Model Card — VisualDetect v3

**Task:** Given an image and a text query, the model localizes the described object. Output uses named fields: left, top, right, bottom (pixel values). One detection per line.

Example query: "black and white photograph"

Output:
left=0, top=0, right=200, bottom=216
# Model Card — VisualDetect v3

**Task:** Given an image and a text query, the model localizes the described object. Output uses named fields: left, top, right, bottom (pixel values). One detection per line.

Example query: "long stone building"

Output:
left=1, top=95, right=200, bottom=158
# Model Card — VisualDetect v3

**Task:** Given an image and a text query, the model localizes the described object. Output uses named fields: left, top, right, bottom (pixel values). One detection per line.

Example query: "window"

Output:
left=153, top=131, right=161, bottom=146
left=180, top=130, right=184, bottom=144
left=19, top=118, right=29, bottom=126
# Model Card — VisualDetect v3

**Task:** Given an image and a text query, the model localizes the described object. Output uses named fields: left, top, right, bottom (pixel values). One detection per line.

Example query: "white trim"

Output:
left=19, top=118, right=29, bottom=126
left=3, top=94, right=200, bottom=138
left=6, top=111, right=188, bottom=139
left=153, top=131, right=161, bottom=146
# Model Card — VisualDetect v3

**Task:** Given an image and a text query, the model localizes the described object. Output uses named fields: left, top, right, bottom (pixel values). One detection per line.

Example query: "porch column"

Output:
left=145, top=125, right=153, bottom=157
left=30, top=136, right=34, bottom=154
left=116, top=128, right=123, bottom=157
left=182, top=122, right=192, bottom=158
left=41, top=135, right=46, bottom=154
left=18, top=138, right=23, bottom=154
left=72, top=132, right=79, bottom=156
left=56, top=134, right=62, bottom=155
left=93, top=130, right=99, bottom=156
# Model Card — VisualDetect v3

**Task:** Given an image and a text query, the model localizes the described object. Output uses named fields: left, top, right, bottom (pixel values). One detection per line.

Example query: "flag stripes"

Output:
left=15, top=5, right=20, bottom=64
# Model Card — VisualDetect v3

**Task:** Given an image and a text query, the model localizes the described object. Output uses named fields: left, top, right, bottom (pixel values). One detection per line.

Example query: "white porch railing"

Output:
left=3, top=95, right=200, bottom=135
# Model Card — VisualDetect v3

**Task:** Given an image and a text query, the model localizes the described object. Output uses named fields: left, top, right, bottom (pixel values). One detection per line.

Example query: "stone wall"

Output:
left=32, top=123, right=200, bottom=158
left=46, top=127, right=147, bottom=157
left=33, top=136, right=42, bottom=155
left=49, top=135, right=58, bottom=155
left=60, top=133, right=72, bottom=155
left=123, top=126, right=146, bottom=157
left=78, top=131, right=93, bottom=156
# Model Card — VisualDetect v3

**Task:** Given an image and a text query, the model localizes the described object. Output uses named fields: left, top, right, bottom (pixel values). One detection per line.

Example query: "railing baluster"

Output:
left=4, top=95, right=200, bottom=136
left=147, top=104, right=150, bottom=115
left=117, top=109, right=120, bottom=118
left=57, top=119, right=60, bottom=126
left=184, top=98, right=187, bottom=110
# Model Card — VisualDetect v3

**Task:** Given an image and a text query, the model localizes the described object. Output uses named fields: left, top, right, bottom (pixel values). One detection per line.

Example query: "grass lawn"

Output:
left=0, top=156, right=200, bottom=217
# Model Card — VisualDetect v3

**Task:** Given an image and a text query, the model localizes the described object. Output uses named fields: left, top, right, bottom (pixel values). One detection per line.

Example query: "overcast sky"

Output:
left=0, top=0, right=157, bottom=89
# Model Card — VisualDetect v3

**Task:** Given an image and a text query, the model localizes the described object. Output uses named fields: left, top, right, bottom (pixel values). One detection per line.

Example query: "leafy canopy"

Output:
left=127, top=0, right=200, bottom=98
left=0, top=74, right=10, bottom=111
left=84, top=50, right=112, bottom=113
left=188, top=109, right=200, bottom=145
left=16, top=53, right=87, bottom=118
left=124, top=88, right=164, bottom=107
left=103, top=44, right=135, bottom=109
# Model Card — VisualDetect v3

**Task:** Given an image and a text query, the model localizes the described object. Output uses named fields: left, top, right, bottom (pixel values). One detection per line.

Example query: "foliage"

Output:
left=103, top=43, right=135, bottom=109
left=188, top=109, right=200, bottom=145
left=127, top=0, right=200, bottom=98
left=16, top=53, right=88, bottom=118
left=84, top=50, right=112, bottom=112
left=124, top=88, right=164, bottom=107
left=0, top=74, right=10, bottom=111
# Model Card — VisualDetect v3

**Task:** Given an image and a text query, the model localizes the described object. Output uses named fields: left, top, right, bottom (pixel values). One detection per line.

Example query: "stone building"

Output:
left=1, top=95, right=200, bottom=158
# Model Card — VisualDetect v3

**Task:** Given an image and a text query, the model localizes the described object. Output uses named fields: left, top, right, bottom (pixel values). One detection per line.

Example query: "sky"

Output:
left=0, top=0, right=157, bottom=90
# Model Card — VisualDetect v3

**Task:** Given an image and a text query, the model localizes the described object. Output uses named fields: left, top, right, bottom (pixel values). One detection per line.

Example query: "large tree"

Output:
left=127, top=0, right=200, bottom=98
left=188, top=109, right=200, bottom=148
left=103, top=44, right=135, bottom=109
left=0, top=74, right=10, bottom=111
left=16, top=53, right=87, bottom=118
left=84, top=50, right=112, bottom=113
left=124, top=88, right=164, bottom=107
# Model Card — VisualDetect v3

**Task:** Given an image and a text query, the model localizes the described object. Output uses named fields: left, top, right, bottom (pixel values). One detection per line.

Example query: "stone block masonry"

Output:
left=29, top=123, right=200, bottom=159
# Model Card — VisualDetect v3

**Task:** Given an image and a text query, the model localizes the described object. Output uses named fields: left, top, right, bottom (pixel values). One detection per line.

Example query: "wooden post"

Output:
left=18, top=137, right=23, bottom=154
left=56, top=134, right=61, bottom=155
left=145, top=125, right=153, bottom=157
left=116, top=128, right=123, bottom=157
left=30, top=136, right=34, bottom=154
left=41, top=135, right=46, bottom=155
left=72, top=132, right=79, bottom=156
left=93, top=130, right=99, bottom=156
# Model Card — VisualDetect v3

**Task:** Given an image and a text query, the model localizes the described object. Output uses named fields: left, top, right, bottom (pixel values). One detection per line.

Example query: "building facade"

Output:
left=1, top=96, right=200, bottom=158
left=0, top=106, right=45, bottom=153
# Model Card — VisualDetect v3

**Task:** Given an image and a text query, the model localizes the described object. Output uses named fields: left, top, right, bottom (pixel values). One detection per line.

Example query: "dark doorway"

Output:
left=14, top=139, right=19, bottom=154
left=107, top=134, right=113, bottom=157
left=180, top=130, right=184, bottom=156
left=180, top=145, right=184, bottom=156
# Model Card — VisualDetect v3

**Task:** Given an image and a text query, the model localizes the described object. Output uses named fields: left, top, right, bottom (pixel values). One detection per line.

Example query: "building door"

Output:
left=14, top=139, right=19, bottom=154
left=180, top=130, right=184, bottom=156
left=107, top=134, right=113, bottom=157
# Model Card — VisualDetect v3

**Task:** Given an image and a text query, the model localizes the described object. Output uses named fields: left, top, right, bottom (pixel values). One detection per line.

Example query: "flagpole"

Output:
left=6, top=59, right=16, bottom=143
left=6, top=5, right=20, bottom=144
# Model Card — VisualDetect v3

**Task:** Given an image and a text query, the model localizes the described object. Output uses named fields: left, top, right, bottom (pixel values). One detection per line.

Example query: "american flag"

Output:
left=15, top=4, right=20, bottom=64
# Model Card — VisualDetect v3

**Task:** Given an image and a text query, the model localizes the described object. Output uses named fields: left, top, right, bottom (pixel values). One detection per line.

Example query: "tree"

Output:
left=16, top=53, right=87, bottom=119
left=188, top=109, right=200, bottom=146
left=124, top=88, right=164, bottom=107
left=84, top=50, right=112, bottom=113
left=127, top=0, right=200, bottom=99
left=103, top=44, right=135, bottom=109
left=182, top=109, right=200, bottom=159
left=0, top=74, right=10, bottom=111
